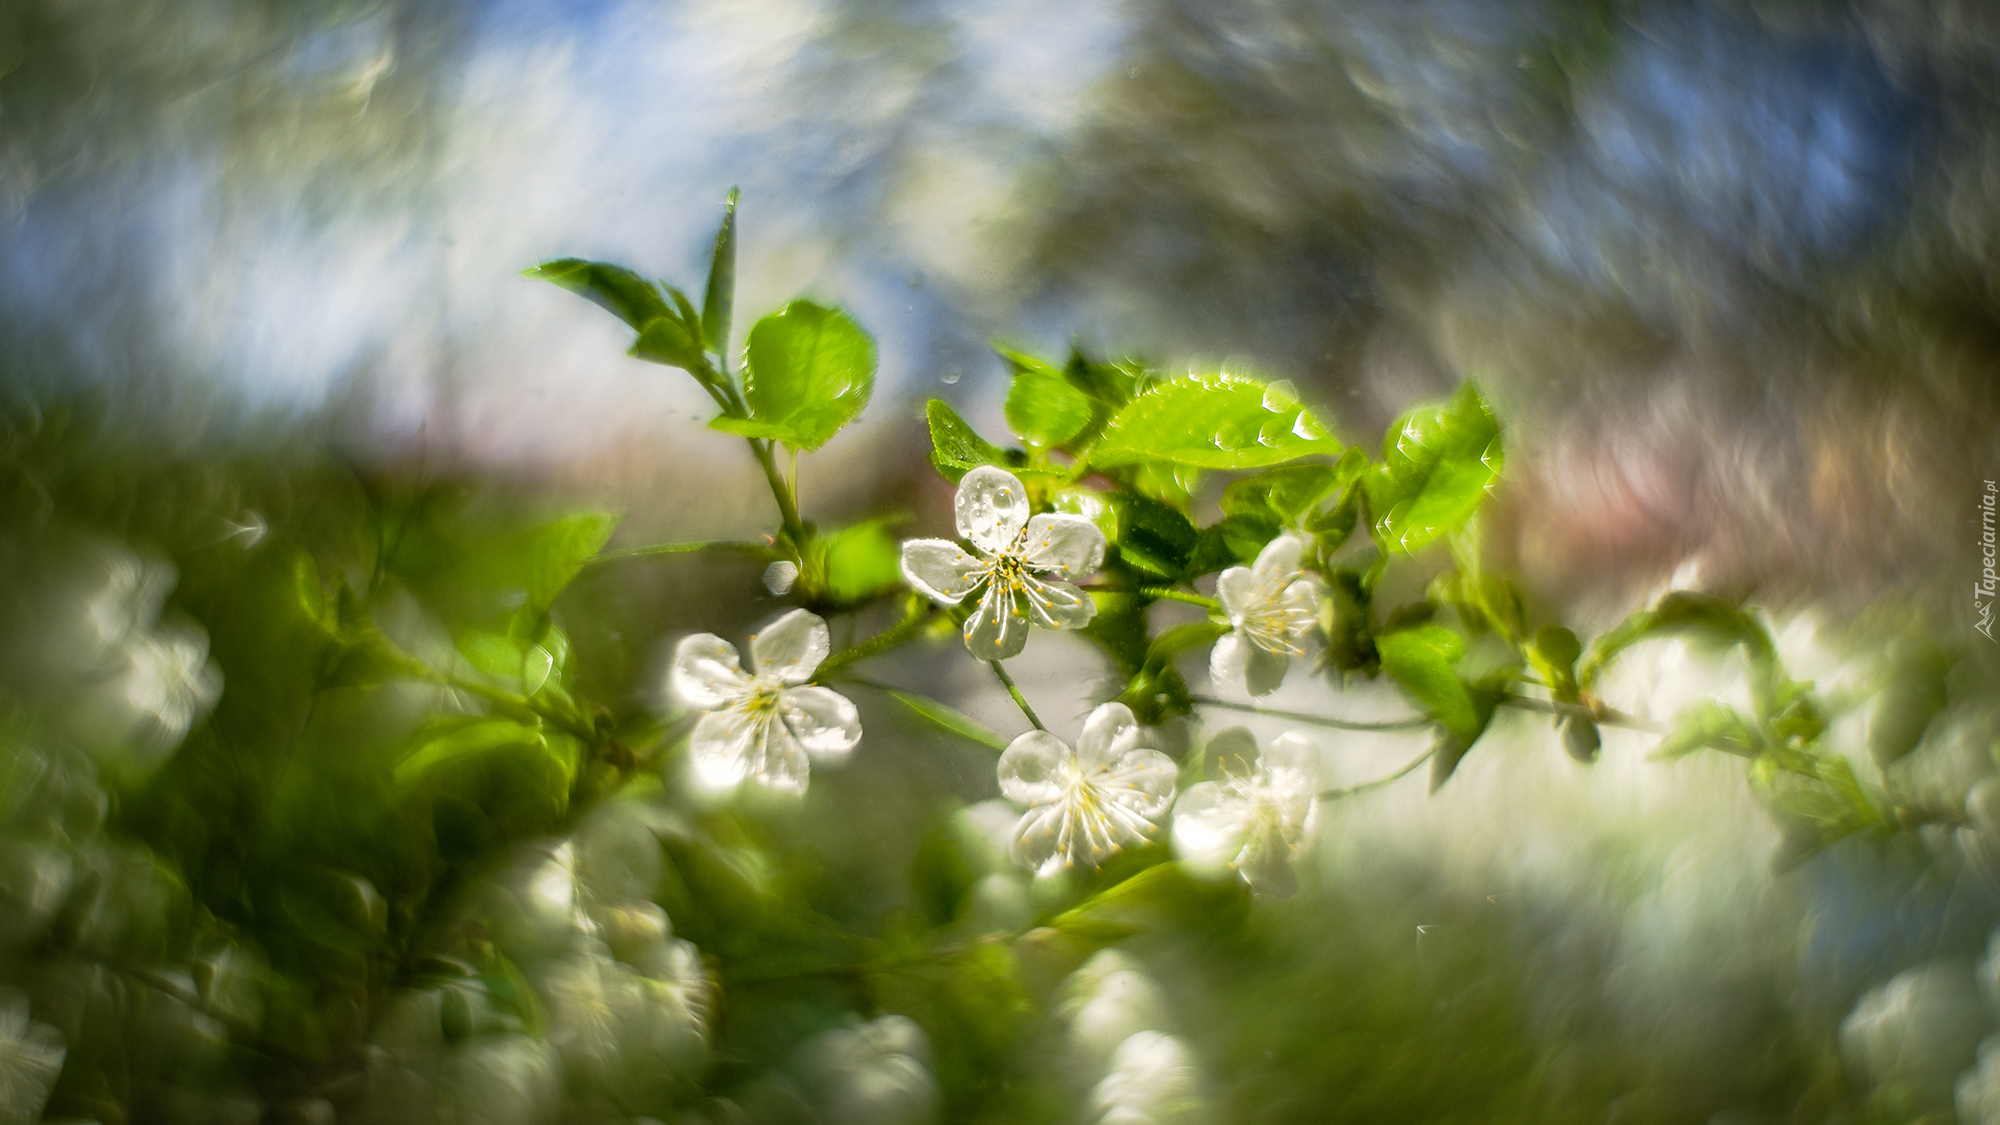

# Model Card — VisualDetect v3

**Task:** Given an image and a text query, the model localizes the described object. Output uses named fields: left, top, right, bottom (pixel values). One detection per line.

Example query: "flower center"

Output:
left=988, top=550, right=1030, bottom=592
left=742, top=678, right=784, bottom=716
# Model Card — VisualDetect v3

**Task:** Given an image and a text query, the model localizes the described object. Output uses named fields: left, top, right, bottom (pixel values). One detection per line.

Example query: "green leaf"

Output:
left=1652, top=701, right=1762, bottom=761
left=1104, top=492, right=1197, bottom=579
left=877, top=688, right=1008, bottom=751
left=1869, top=638, right=1951, bottom=766
left=1222, top=464, right=1342, bottom=525
left=524, top=259, right=671, bottom=330
left=525, top=512, right=621, bottom=614
left=630, top=314, right=705, bottom=370
left=1005, top=367, right=1094, bottom=447
left=1527, top=625, right=1583, bottom=701
left=1187, top=512, right=1281, bottom=578
left=732, top=300, right=877, bottom=451
left=1079, top=592, right=1153, bottom=678
left=816, top=520, right=904, bottom=606
left=1376, top=625, right=1497, bottom=788
left=926, top=399, right=1007, bottom=482
left=702, top=188, right=738, bottom=358
left=1320, top=569, right=1378, bottom=674
left=1086, top=373, right=1344, bottom=470
left=394, top=718, right=546, bottom=786
left=1364, top=382, right=1503, bottom=554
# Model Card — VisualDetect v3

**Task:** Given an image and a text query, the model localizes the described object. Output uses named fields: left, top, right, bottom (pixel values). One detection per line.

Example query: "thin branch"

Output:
left=749, top=438, right=807, bottom=545
left=1496, top=692, right=1667, bottom=735
left=990, top=661, right=1044, bottom=731
left=817, top=602, right=934, bottom=679
left=590, top=540, right=777, bottom=564
left=1191, top=695, right=1429, bottom=731
left=1138, top=587, right=1221, bottom=611
left=1320, top=747, right=1435, bottom=800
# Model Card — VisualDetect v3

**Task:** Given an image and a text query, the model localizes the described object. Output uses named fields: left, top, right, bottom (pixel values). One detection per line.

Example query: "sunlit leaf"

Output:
left=1364, top=382, right=1502, bottom=554
left=525, top=511, right=621, bottom=613
left=875, top=687, right=1008, bottom=752
left=1005, top=367, right=1094, bottom=447
left=1105, top=492, right=1197, bottom=579
left=1652, top=701, right=1761, bottom=761
left=524, top=258, right=670, bottom=329
left=724, top=300, right=877, bottom=451
left=926, top=399, right=1007, bottom=482
left=1086, top=373, right=1343, bottom=470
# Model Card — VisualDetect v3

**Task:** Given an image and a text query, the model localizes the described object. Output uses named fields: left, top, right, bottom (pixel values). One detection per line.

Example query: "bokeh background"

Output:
left=2, top=1, right=1999, bottom=1122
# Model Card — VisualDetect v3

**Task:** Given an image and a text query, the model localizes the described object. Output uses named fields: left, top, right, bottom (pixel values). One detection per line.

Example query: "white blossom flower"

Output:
left=0, top=988, right=64, bottom=1123
left=1091, top=1031, right=1206, bottom=1125
left=1209, top=533, right=1320, bottom=696
left=998, top=703, right=1177, bottom=876
left=900, top=466, right=1106, bottom=660
left=797, top=1015, right=939, bottom=1125
left=668, top=609, right=860, bottom=794
left=1171, top=728, right=1319, bottom=896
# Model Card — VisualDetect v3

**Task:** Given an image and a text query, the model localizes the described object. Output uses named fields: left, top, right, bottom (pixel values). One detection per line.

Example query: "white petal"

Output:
left=1209, top=630, right=1251, bottom=694
left=1245, top=642, right=1289, bottom=697
left=997, top=730, right=1071, bottom=806
left=899, top=539, right=987, bottom=604
left=1251, top=533, right=1305, bottom=583
left=753, top=721, right=812, bottom=794
left=670, top=634, right=749, bottom=710
left=687, top=708, right=758, bottom=790
left=750, top=609, right=830, bottom=685
left=963, top=582, right=1030, bottom=661
left=1239, top=823, right=1300, bottom=897
left=955, top=466, right=1030, bottom=555
left=779, top=685, right=861, bottom=761
left=1100, top=747, right=1179, bottom=820
left=1264, top=731, right=1321, bottom=788
left=1019, top=514, right=1106, bottom=582
left=1172, top=783, right=1249, bottom=876
left=688, top=708, right=811, bottom=794
left=1022, top=576, right=1096, bottom=631
left=1009, top=803, right=1071, bottom=877
left=1215, top=566, right=1257, bottom=620
left=1201, top=726, right=1261, bottom=781
left=1075, top=703, right=1141, bottom=768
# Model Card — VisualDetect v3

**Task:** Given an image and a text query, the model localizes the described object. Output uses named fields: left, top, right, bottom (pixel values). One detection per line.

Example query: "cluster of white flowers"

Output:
left=68, top=550, right=223, bottom=765
left=664, top=467, right=1334, bottom=889
left=998, top=707, right=1322, bottom=890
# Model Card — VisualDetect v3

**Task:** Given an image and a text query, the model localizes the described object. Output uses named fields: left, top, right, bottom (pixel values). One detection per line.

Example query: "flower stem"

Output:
left=1320, top=747, right=1435, bottom=800
left=749, top=438, right=808, bottom=545
left=590, top=539, right=778, bottom=564
left=1190, top=695, right=1429, bottom=731
left=1139, top=587, right=1221, bottom=611
left=990, top=661, right=1044, bottom=731
left=817, top=599, right=933, bottom=679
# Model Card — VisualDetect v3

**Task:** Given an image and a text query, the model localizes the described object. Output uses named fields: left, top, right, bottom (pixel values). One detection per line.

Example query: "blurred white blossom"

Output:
left=1059, top=950, right=1171, bottom=1079
left=1172, top=728, right=1319, bottom=896
left=1209, top=534, right=1318, bottom=697
left=1091, top=1031, right=1206, bottom=1125
left=797, top=1014, right=939, bottom=1125
left=998, top=703, right=1176, bottom=877
left=1841, top=960, right=1990, bottom=1112
left=0, top=989, right=64, bottom=1124
left=900, top=466, right=1105, bottom=660
left=669, top=609, right=860, bottom=794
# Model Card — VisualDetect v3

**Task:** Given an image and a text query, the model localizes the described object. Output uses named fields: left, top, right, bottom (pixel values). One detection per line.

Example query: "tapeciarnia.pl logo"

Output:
left=1979, top=479, right=1997, bottom=642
